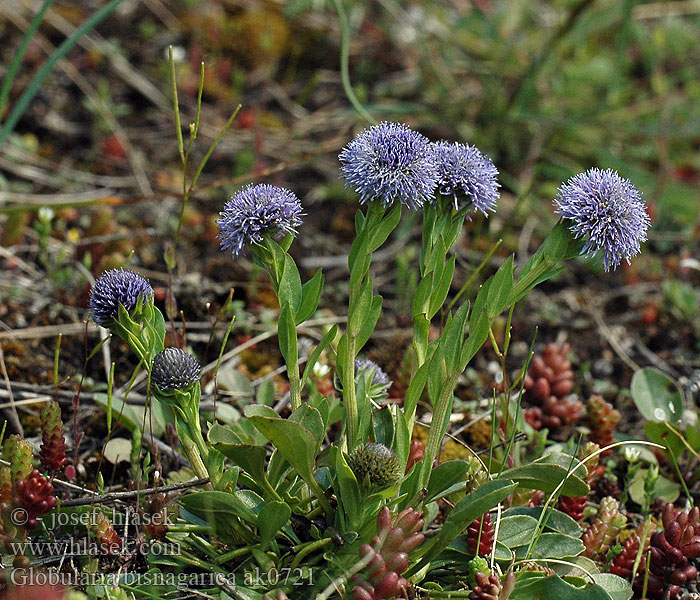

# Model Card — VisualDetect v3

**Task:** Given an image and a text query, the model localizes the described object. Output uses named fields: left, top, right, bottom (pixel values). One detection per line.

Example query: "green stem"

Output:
left=180, top=434, right=211, bottom=488
left=288, top=358, right=302, bottom=412
left=343, top=333, right=359, bottom=449
left=0, top=0, right=129, bottom=147
left=419, top=372, right=459, bottom=490
left=330, top=0, right=375, bottom=124
left=310, top=478, right=334, bottom=522
left=446, top=239, right=503, bottom=313
left=215, top=545, right=252, bottom=565
left=290, top=537, right=334, bottom=570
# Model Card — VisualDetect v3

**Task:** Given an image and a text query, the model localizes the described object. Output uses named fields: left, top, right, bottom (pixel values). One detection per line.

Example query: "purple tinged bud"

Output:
left=151, top=348, right=201, bottom=391
left=89, top=268, right=153, bottom=326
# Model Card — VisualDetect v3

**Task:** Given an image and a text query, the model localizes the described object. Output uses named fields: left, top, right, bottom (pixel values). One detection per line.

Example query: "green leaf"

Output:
left=368, top=204, right=401, bottom=252
left=486, top=255, right=514, bottom=318
left=357, top=294, right=382, bottom=351
left=511, top=573, right=613, bottom=600
left=428, top=254, right=456, bottom=317
left=515, top=532, right=585, bottom=559
left=248, top=413, right=320, bottom=491
left=497, top=456, right=588, bottom=497
left=278, top=251, right=302, bottom=316
left=393, top=407, right=410, bottom=469
left=404, top=361, right=430, bottom=420
left=93, top=393, right=165, bottom=437
left=503, top=506, right=581, bottom=537
left=179, top=490, right=256, bottom=525
left=309, top=395, right=331, bottom=431
left=151, top=304, right=166, bottom=357
left=407, top=478, right=517, bottom=576
left=425, top=460, right=471, bottom=503
left=257, top=501, right=291, bottom=550
left=644, top=422, right=685, bottom=457
left=296, top=269, right=324, bottom=325
left=590, top=574, right=633, bottom=600
left=333, top=446, right=363, bottom=530
left=348, top=277, right=374, bottom=337
left=289, top=403, right=325, bottom=445
left=301, top=324, right=338, bottom=390
left=631, top=367, right=683, bottom=425
left=497, top=515, right=540, bottom=548
left=212, top=443, right=267, bottom=483
left=244, top=404, right=279, bottom=419
left=412, top=273, right=434, bottom=318
left=440, top=301, right=470, bottom=374
left=255, top=378, right=275, bottom=407
left=543, top=221, right=574, bottom=262
left=372, top=407, right=395, bottom=447
left=460, top=309, right=490, bottom=368
left=470, top=279, right=491, bottom=330
left=628, top=468, right=680, bottom=505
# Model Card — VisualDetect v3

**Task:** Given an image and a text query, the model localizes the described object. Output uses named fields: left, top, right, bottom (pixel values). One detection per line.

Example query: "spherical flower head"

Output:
left=151, top=348, right=201, bottom=392
left=553, top=168, right=650, bottom=271
left=347, top=442, right=402, bottom=487
left=89, top=268, right=153, bottom=326
left=430, top=140, right=500, bottom=215
left=339, top=121, right=438, bottom=210
left=217, top=184, right=303, bottom=257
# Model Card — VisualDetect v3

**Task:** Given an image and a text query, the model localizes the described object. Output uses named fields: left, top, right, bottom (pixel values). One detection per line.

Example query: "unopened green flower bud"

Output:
left=348, top=443, right=401, bottom=487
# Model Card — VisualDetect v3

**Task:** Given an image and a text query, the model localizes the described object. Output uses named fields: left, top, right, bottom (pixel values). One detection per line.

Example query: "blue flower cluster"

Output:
left=217, top=184, right=304, bottom=258
left=554, top=168, right=651, bottom=271
left=89, top=268, right=153, bottom=326
left=431, top=140, right=500, bottom=215
left=339, top=121, right=438, bottom=210
left=214, top=123, right=649, bottom=273
left=339, top=121, right=500, bottom=215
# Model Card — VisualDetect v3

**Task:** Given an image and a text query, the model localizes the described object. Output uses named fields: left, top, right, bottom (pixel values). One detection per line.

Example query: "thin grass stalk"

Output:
left=0, top=0, right=129, bottom=147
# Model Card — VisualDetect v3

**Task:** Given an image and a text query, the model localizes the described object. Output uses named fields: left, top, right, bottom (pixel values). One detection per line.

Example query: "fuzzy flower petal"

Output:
left=151, top=348, right=201, bottom=392
left=553, top=168, right=650, bottom=271
left=89, top=268, right=153, bottom=326
left=217, top=184, right=304, bottom=257
left=431, top=140, right=500, bottom=215
left=339, top=121, right=438, bottom=209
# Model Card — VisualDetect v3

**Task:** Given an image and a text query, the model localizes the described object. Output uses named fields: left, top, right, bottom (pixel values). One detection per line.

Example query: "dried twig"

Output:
left=60, top=477, right=210, bottom=507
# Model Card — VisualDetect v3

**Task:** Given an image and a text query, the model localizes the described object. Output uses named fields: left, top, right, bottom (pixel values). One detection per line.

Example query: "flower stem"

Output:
left=288, top=357, right=302, bottom=412
left=180, top=435, right=212, bottom=490
left=419, top=372, right=459, bottom=490
left=343, top=333, right=359, bottom=449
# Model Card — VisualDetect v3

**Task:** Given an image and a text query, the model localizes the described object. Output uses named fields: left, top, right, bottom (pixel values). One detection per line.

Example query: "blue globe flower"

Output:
left=339, top=121, right=438, bottom=210
left=431, top=141, right=500, bottom=215
left=217, top=184, right=304, bottom=257
left=89, top=268, right=153, bottom=326
left=553, top=168, right=651, bottom=271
